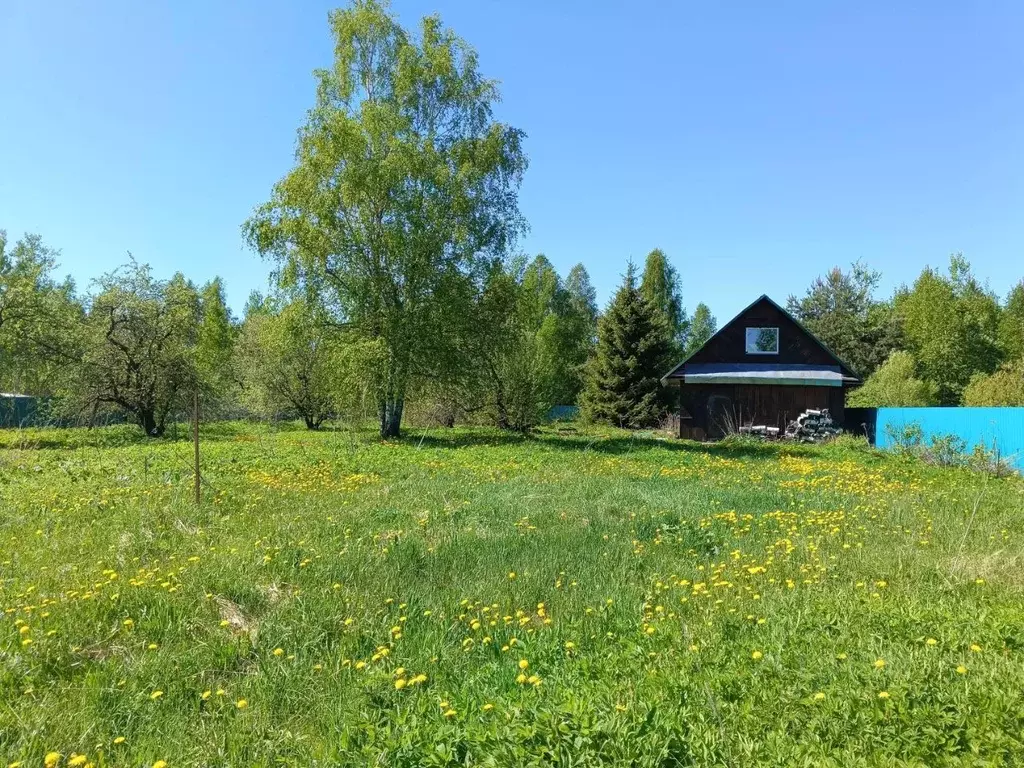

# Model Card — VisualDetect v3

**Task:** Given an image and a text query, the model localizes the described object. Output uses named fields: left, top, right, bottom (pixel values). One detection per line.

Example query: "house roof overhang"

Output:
left=663, top=363, right=857, bottom=387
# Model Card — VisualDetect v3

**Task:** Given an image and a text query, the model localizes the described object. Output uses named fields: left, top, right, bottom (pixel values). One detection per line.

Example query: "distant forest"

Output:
left=3, top=225, right=1022, bottom=439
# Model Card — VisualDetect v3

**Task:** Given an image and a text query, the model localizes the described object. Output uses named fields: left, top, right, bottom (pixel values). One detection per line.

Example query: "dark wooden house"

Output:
left=661, top=295, right=860, bottom=439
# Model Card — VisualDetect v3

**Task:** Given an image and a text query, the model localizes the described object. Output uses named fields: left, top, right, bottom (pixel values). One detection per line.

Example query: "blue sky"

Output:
left=2, top=1, right=1022, bottom=323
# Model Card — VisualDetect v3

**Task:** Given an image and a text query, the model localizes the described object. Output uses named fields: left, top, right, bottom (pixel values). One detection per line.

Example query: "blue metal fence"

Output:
left=874, top=407, right=1024, bottom=470
left=546, top=405, right=580, bottom=422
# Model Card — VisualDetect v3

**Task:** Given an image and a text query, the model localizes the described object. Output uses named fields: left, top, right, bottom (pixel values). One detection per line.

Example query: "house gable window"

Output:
left=745, top=327, right=779, bottom=354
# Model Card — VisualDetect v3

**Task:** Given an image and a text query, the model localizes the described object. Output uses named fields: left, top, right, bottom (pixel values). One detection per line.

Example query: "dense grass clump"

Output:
left=1, top=423, right=1022, bottom=767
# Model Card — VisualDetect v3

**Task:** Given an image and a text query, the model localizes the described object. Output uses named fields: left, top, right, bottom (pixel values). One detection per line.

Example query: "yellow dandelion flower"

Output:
left=956, top=665, right=968, bottom=675
left=877, top=691, right=890, bottom=699
left=443, top=708, right=456, bottom=718
left=112, top=737, right=126, bottom=745
left=812, top=692, right=825, bottom=701
left=44, top=754, right=60, bottom=768
left=873, top=659, right=885, bottom=669
left=970, top=644, right=982, bottom=653
left=481, top=703, right=494, bottom=711
left=394, top=678, right=407, bottom=690
left=272, top=648, right=284, bottom=657
left=751, top=650, right=763, bottom=660
left=515, top=673, right=527, bottom=684
left=518, top=659, right=529, bottom=670
left=926, top=638, right=937, bottom=646
left=236, top=698, right=249, bottom=709
left=68, top=757, right=87, bottom=768
left=153, top=762, right=168, bottom=768
left=150, top=690, right=164, bottom=700
left=201, top=690, right=212, bottom=700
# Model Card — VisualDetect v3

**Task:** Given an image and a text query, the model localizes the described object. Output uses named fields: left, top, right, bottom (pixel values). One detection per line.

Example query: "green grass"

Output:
left=1, top=422, right=1023, bottom=767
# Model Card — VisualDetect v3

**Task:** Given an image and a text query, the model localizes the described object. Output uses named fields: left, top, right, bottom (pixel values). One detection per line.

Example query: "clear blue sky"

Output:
left=2, top=1, right=1022, bottom=323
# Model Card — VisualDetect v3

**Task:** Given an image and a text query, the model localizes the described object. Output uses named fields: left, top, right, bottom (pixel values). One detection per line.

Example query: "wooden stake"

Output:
left=193, top=390, right=201, bottom=506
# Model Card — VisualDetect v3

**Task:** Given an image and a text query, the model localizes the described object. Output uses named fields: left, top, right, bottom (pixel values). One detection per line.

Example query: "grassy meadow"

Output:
left=1, top=422, right=1023, bottom=767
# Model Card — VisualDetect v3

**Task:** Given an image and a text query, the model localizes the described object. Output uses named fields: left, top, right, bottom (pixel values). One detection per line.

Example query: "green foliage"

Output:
left=0, top=230, right=78, bottom=394
left=1, top=423, right=1023, bottom=765
left=963, top=359, right=1024, bottom=406
left=560, top=263, right=599, bottom=399
left=998, top=281, right=1024, bottom=361
left=196, top=277, right=238, bottom=404
left=64, top=262, right=201, bottom=436
left=581, top=264, right=673, bottom=427
left=244, top=0, right=527, bottom=438
left=786, top=262, right=902, bottom=377
left=847, top=350, right=938, bottom=407
left=895, top=255, right=1002, bottom=404
left=524, top=257, right=597, bottom=406
left=427, top=256, right=597, bottom=430
left=462, top=258, right=552, bottom=430
left=639, top=248, right=687, bottom=356
left=235, top=296, right=376, bottom=428
left=684, top=302, right=717, bottom=356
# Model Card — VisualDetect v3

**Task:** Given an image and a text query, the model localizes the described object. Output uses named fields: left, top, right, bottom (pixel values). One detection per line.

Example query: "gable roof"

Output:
left=661, top=294, right=860, bottom=384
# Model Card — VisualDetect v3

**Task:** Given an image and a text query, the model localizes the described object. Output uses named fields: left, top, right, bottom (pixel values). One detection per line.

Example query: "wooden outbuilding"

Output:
left=661, top=295, right=860, bottom=440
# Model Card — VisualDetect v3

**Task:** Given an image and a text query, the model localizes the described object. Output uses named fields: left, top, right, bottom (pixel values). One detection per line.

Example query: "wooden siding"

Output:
left=684, top=297, right=858, bottom=378
left=669, top=296, right=857, bottom=440
left=679, top=383, right=846, bottom=439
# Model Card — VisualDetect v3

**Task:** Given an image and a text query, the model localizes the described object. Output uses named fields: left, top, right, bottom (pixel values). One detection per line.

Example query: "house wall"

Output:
left=686, top=298, right=856, bottom=374
left=679, top=383, right=845, bottom=438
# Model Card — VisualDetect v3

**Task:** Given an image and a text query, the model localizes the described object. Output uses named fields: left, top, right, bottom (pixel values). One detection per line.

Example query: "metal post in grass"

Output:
left=193, top=390, right=201, bottom=506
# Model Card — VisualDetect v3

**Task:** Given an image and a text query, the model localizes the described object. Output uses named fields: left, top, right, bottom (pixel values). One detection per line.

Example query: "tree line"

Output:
left=2, top=1, right=1021, bottom=438
left=786, top=256, right=1024, bottom=409
left=0, top=224, right=716, bottom=436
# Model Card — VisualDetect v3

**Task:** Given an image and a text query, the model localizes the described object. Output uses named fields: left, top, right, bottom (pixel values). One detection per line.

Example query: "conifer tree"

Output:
left=581, top=264, right=673, bottom=428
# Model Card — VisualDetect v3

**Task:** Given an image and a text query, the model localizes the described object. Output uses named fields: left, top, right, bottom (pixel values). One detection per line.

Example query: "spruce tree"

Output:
left=582, top=264, right=673, bottom=428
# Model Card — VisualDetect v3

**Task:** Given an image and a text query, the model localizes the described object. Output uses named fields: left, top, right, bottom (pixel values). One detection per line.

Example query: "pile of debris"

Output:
left=785, top=408, right=841, bottom=443
left=738, top=424, right=781, bottom=439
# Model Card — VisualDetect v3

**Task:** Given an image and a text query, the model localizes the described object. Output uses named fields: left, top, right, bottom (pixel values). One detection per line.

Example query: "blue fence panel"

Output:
left=875, top=407, right=1024, bottom=470
left=546, top=405, right=580, bottom=422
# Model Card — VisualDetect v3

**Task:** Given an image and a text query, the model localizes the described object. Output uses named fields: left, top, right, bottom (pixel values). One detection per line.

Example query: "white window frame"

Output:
left=745, top=327, right=779, bottom=355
